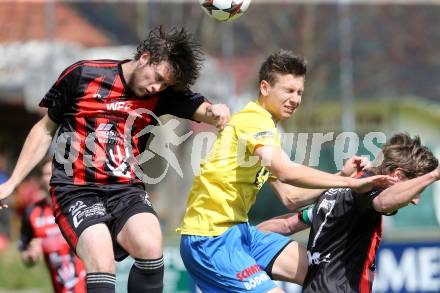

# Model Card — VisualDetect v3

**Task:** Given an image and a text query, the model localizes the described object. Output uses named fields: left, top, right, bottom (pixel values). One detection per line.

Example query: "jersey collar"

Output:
left=118, top=59, right=137, bottom=98
left=252, top=100, right=275, bottom=120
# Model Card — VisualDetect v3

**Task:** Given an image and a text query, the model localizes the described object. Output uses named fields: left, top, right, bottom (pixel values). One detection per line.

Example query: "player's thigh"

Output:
left=248, top=226, right=292, bottom=272
left=270, top=241, right=308, bottom=284
left=76, top=223, right=115, bottom=273
left=116, top=212, right=162, bottom=259
left=51, top=189, right=114, bottom=271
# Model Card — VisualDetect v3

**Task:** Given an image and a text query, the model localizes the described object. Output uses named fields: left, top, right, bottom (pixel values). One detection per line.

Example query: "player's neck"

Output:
left=121, top=60, right=135, bottom=85
left=257, top=97, right=279, bottom=123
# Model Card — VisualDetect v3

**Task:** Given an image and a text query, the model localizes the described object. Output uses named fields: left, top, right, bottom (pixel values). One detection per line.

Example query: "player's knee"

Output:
left=118, top=227, right=163, bottom=259
left=117, top=213, right=163, bottom=259
left=76, top=228, right=115, bottom=273
left=81, top=253, right=116, bottom=273
left=130, top=235, right=163, bottom=259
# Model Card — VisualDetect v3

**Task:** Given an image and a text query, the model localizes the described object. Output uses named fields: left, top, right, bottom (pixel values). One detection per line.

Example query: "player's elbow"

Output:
left=283, top=216, right=300, bottom=235
left=372, top=197, right=397, bottom=213
left=273, top=219, right=295, bottom=236
left=273, top=185, right=302, bottom=211
left=283, top=197, right=302, bottom=212
left=277, top=187, right=307, bottom=212
left=281, top=222, right=295, bottom=236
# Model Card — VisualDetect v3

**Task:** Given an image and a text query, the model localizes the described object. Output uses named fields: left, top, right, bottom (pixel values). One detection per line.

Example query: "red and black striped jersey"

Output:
left=19, top=198, right=86, bottom=293
left=39, top=60, right=206, bottom=186
left=302, top=173, right=391, bottom=293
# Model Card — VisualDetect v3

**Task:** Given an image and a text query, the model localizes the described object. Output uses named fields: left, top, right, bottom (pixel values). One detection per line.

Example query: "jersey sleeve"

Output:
left=233, top=113, right=280, bottom=154
left=39, top=62, right=82, bottom=123
left=156, top=87, right=207, bottom=120
left=18, top=207, right=34, bottom=251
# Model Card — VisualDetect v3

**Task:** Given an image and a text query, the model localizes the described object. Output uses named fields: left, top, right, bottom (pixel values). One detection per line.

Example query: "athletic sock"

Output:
left=86, top=272, right=116, bottom=293
left=128, top=256, right=164, bottom=293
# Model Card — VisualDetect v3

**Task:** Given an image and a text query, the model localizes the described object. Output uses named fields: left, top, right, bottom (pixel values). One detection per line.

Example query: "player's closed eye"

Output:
left=155, top=73, right=169, bottom=89
left=155, top=72, right=165, bottom=83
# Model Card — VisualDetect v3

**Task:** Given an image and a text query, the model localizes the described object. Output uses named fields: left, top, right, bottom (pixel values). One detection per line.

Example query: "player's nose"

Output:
left=290, top=95, right=301, bottom=108
left=149, top=83, right=161, bottom=94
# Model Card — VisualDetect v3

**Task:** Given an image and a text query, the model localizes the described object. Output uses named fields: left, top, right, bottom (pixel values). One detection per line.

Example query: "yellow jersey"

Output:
left=178, top=101, right=280, bottom=236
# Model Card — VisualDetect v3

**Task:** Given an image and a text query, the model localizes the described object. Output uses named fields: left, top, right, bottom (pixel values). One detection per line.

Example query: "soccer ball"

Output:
left=199, top=0, right=251, bottom=22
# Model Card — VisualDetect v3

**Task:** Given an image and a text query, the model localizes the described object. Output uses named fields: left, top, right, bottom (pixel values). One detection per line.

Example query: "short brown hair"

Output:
left=369, top=133, right=438, bottom=178
left=259, top=50, right=307, bottom=86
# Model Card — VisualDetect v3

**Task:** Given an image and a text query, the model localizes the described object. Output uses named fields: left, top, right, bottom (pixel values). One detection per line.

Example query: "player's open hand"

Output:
left=206, top=104, right=231, bottom=129
left=351, top=175, right=397, bottom=194
left=341, top=156, right=371, bottom=177
left=0, top=181, right=15, bottom=210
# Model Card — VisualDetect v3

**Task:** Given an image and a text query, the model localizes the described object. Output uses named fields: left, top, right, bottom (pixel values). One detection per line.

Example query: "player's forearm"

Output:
left=8, top=116, right=55, bottom=187
left=373, top=170, right=439, bottom=213
left=284, top=188, right=323, bottom=211
left=258, top=147, right=392, bottom=195
left=276, top=163, right=354, bottom=190
left=257, top=213, right=309, bottom=235
left=270, top=180, right=322, bottom=211
left=259, top=147, right=354, bottom=189
left=257, top=218, right=293, bottom=235
left=271, top=169, right=350, bottom=211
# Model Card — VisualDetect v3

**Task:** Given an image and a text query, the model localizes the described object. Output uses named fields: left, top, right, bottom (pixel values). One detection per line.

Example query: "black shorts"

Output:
left=50, top=184, right=156, bottom=261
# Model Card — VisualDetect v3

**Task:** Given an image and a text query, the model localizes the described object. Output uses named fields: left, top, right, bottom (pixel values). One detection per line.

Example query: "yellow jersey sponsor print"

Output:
left=178, top=101, right=280, bottom=236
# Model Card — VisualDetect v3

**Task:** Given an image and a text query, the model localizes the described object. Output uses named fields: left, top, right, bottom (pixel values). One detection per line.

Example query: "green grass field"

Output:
left=0, top=243, right=52, bottom=293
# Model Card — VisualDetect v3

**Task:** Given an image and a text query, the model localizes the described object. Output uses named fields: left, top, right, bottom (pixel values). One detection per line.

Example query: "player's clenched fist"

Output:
left=341, top=156, right=372, bottom=177
left=206, top=103, right=231, bottom=129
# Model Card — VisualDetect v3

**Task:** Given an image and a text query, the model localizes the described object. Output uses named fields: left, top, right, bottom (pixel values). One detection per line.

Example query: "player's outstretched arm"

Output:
left=269, top=179, right=323, bottom=211
left=0, top=114, right=58, bottom=209
left=192, top=102, right=231, bottom=129
left=372, top=166, right=440, bottom=213
left=254, top=145, right=396, bottom=194
left=268, top=156, right=370, bottom=211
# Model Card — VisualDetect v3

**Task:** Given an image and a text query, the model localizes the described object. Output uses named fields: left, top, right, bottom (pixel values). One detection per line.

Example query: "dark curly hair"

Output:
left=135, top=26, right=204, bottom=90
left=369, top=133, right=438, bottom=178
left=259, top=50, right=307, bottom=85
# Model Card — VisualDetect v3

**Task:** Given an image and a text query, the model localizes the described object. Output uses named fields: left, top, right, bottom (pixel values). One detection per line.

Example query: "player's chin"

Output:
left=281, top=111, right=294, bottom=119
left=132, top=89, right=146, bottom=98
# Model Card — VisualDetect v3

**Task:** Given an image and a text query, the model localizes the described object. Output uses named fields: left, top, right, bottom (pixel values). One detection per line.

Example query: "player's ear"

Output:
left=393, top=168, right=407, bottom=181
left=260, top=80, right=270, bottom=96
left=139, top=52, right=151, bottom=66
